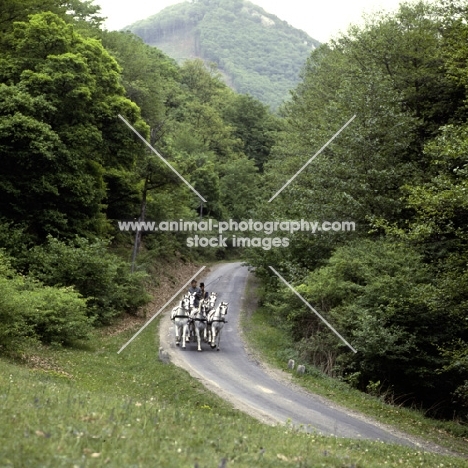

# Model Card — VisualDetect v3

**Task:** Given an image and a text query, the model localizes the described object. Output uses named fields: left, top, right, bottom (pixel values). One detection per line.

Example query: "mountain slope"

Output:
left=126, top=0, right=320, bottom=109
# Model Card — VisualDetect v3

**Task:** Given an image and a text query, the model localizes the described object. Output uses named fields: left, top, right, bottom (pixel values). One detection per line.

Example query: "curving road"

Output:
left=160, top=262, right=432, bottom=448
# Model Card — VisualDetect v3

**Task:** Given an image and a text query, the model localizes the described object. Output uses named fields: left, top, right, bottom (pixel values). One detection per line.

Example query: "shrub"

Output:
left=0, top=276, right=35, bottom=353
left=22, top=280, right=92, bottom=345
left=0, top=251, right=91, bottom=353
left=294, top=239, right=459, bottom=411
left=29, top=236, right=151, bottom=324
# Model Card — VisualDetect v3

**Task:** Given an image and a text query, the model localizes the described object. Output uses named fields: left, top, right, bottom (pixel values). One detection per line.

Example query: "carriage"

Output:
left=170, top=291, right=228, bottom=352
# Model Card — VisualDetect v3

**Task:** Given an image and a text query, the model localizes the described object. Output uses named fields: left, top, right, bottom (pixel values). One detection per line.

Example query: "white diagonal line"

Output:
left=269, top=115, right=356, bottom=203
left=269, top=266, right=357, bottom=353
left=118, top=114, right=207, bottom=203
left=117, top=266, right=206, bottom=354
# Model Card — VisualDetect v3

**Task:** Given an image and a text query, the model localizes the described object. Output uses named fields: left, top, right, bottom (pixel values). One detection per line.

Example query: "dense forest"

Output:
left=0, top=0, right=275, bottom=347
left=1, top=0, right=468, bottom=427
left=127, top=0, right=319, bottom=109
left=245, top=0, right=468, bottom=422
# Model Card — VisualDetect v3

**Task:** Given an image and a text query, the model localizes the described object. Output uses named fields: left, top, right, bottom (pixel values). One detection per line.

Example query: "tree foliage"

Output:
left=4, top=0, right=467, bottom=426
left=246, top=0, right=468, bottom=420
left=0, top=251, right=91, bottom=352
left=0, top=0, right=274, bottom=356
left=0, top=12, right=147, bottom=240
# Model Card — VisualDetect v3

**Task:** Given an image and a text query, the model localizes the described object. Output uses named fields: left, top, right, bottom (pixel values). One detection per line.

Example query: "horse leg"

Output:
left=216, top=326, right=223, bottom=351
left=209, top=322, right=216, bottom=348
left=211, top=322, right=219, bottom=349
left=196, top=326, right=202, bottom=352
left=181, top=322, right=187, bottom=349
left=186, top=322, right=192, bottom=342
left=204, top=324, right=209, bottom=350
left=175, top=323, right=180, bottom=346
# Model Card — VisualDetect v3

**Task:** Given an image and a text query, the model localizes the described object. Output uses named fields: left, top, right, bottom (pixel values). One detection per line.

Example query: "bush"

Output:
left=29, top=236, right=151, bottom=324
left=0, top=276, right=35, bottom=353
left=22, top=281, right=92, bottom=345
left=293, top=239, right=462, bottom=412
left=0, top=251, right=91, bottom=353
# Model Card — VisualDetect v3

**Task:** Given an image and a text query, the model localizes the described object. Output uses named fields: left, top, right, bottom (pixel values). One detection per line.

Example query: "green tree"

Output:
left=294, top=240, right=453, bottom=409
left=100, top=31, right=186, bottom=223
left=0, top=12, right=147, bottom=240
left=245, top=0, right=468, bottom=419
left=29, top=236, right=150, bottom=324
left=220, top=158, right=260, bottom=220
left=0, top=0, right=103, bottom=36
left=223, top=94, right=278, bottom=171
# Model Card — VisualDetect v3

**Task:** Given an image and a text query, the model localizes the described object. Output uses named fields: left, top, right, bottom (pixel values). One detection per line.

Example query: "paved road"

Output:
left=160, top=262, right=420, bottom=445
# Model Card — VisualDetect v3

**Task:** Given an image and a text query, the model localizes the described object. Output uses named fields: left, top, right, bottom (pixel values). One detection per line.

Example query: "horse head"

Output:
left=208, top=291, right=217, bottom=309
left=181, top=295, right=190, bottom=312
left=218, top=301, right=229, bottom=316
left=172, top=295, right=191, bottom=318
left=199, top=298, right=210, bottom=316
left=186, top=291, right=197, bottom=309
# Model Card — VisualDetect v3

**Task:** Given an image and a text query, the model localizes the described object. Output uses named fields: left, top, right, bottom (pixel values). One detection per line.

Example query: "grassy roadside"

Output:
left=239, top=272, right=468, bottom=459
left=0, top=316, right=466, bottom=467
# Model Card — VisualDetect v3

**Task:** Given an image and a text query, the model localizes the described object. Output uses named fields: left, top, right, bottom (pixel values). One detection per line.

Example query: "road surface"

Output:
left=159, top=262, right=438, bottom=448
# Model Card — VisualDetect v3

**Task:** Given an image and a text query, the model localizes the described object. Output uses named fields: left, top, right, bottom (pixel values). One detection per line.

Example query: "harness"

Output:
left=207, top=310, right=227, bottom=324
left=171, top=314, right=190, bottom=320
left=192, top=317, right=207, bottom=323
left=191, top=307, right=208, bottom=323
left=207, top=303, right=228, bottom=324
left=171, top=304, right=190, bottom=321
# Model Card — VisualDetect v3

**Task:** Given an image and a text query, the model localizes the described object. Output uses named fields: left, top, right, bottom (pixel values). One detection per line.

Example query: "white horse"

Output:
left=185, top=291, right=199, bottom=340
left=191, top=299, right=209, bottom=352
left=207, top=291, right=217, bottom=309
left=204, top=292, right=217, bottom=342
left=208, top=301, right=228, bottom=351
left=186, top=291, right=198, bottom=312
left=170, top=295, right=191, bottom=348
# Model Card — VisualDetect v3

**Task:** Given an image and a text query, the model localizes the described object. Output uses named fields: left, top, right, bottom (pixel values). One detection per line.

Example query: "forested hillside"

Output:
left=127, top=0, right=320, bottom=109
left=1, top=0, right=468, bottom=436
left=246, top=0, right=468, bottom=423
left=0, top=0, right=274, bottom=352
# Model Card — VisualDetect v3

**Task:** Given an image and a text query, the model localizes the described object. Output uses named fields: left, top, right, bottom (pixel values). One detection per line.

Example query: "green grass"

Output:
left=1, top=317, right=467, bottom=467
left=239, top=275, right=468, bottom=460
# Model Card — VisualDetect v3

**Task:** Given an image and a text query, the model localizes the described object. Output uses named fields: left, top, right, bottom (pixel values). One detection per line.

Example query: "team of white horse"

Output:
left=170, top=291, right=228, bottom=352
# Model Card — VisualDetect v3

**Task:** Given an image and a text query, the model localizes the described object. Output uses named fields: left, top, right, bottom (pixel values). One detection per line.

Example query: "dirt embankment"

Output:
left=104, top=258, right=206, bottom=337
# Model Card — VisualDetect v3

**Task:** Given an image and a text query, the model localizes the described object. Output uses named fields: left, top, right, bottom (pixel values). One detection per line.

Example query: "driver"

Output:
left=188, top=279, right=202, bottom=308
left=200, top=282, right=209, bottom=301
